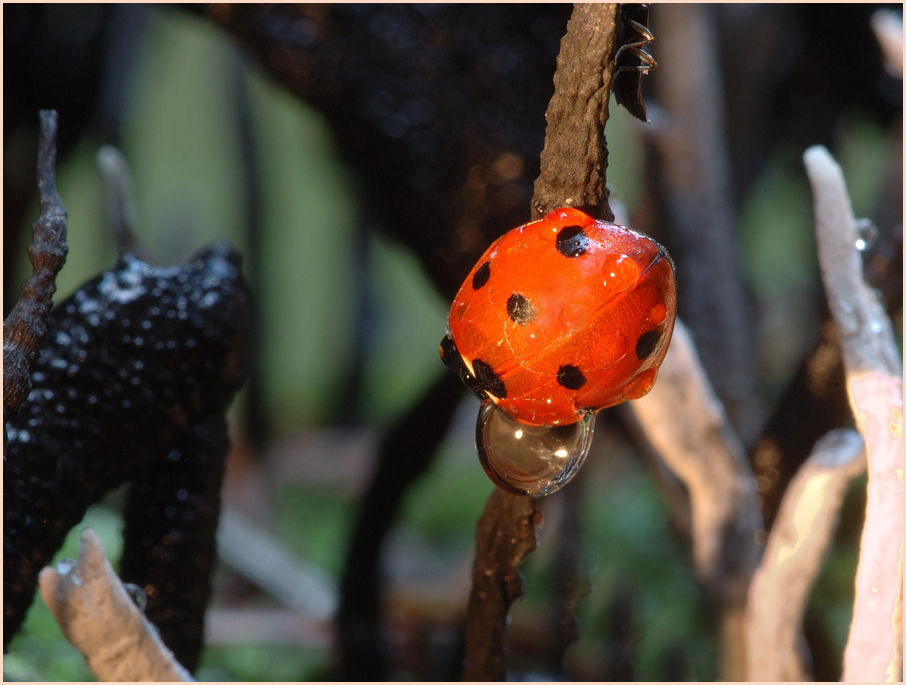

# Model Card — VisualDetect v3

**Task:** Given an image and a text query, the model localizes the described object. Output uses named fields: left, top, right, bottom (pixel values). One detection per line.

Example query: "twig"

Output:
left=463, top=489, right=542, bottom=681
left=39, top=528, right=193, bottom=682
left=3, top=109, right=68, bottom=416
left=463, top=5, right=621, bottom=680
left=628, top=319, right=762, bottom=599
left=871, top=9, right=903, bottom=78
left=626, top=318, right=763, bottom=680
left=745, top=428, right=866, bottom=681
left=804, top=145, right=903, bottom=682
left=532, top=3, right=620, bottom=221
left=96, top=145, right=143, bottom=257
left=217, top=507, right=336, bottom=619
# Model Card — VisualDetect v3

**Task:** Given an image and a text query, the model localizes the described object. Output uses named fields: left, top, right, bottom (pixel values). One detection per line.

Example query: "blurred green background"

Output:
left=4, top=5, right=893, bottom=681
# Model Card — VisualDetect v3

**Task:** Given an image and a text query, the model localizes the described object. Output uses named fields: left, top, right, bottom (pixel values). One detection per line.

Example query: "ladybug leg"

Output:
left=613, top=17, right=658, bottom=76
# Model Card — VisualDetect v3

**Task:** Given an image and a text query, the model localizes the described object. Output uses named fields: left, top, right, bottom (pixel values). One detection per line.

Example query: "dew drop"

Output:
left=475, top=402, right=595, bottom=497
left=854, top=218, right=878, bottom=251
left=123, top=582, right=148, bottom=612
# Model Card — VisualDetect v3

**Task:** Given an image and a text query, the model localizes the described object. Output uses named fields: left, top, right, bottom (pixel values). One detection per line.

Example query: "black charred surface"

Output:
left=207, top=4, right=572, bottom=299
left=3, top=242, right=250, bottom=660
left=120, top=415, right=230, bottom=672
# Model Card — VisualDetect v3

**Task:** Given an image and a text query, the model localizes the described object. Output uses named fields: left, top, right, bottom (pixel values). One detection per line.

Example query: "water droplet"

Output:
left=475, top=402, right=595, bottom=497
left=854, top=218, right=878, bottom=251
left=123, top=582, right=148, bottom=612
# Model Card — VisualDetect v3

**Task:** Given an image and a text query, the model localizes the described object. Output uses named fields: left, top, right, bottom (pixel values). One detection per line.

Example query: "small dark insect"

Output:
left=613, top=4, right=657, bottom=123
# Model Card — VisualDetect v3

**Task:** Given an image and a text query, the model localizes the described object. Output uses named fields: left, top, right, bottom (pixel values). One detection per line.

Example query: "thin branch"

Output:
left=628, top=319, right=762, bottom=600
left=39, top=528, right=193, bottom=682
left=463, top=5, right=621, bottom=680
left=871, top=9, right=903, bottom=78
left=626, top=318, right=763, bottom=680
left=3, top=109, right=68, bottom=416
left=96, top=145, right=143, bottom=257
left=463, top=489, right=542, bottom=681
left=804, top=145, right=903, bottom=683
left=745, top=428, right=866, bottom=681
left=217, top=507, right=336, bottom=620
left=532, top=3, right=621, bottom=221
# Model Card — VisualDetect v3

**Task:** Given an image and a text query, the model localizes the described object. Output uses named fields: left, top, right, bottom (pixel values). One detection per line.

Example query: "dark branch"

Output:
left=463, top=489, right=543, bottom=681
left=532, top=3, right=621, bottom=221
left=3, top=110, right=69, bottom=417
left=463, top=5, right=621, bottom=680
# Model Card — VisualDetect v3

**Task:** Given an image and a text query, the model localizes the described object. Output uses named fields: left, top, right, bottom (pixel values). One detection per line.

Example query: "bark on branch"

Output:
left=3, top=109, right=68, bottom=416
left=532, top=3, right=620, bottom=221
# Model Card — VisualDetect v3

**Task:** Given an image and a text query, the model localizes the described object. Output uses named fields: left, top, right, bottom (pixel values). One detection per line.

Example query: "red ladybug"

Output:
left=440, top=207, right=676, bottom=426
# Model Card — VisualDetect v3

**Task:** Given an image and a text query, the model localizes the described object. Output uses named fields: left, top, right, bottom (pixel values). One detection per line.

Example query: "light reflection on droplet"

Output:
left=854, top=218, right=878, bottom=251
left=123, top=582, right=148, bottom=612
left=475, top=402, right=596, bottom=497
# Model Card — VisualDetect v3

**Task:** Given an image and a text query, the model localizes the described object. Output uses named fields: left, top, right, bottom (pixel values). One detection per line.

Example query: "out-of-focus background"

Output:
left=4, top=4, right=901, bottom=681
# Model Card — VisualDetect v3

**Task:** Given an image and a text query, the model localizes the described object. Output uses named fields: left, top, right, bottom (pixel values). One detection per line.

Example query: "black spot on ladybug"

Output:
left=556, top=365, right=587, bottom=390
left=556, top=226, right=589, bottom=258
left=472, top=358, right=507, bottom=399
left=506, top=293, right=535, bottom=324
left=472, top=261, right=491, bottom=290
left=636, top=330, right=662, bottom=360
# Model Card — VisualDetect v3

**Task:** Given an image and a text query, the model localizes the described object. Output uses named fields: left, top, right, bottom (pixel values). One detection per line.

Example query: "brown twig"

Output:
left=463, top=489, right=543, bottom=681
left=532, top=3, right=620, bottom=221
left=3, top=109, right=68, bottom=416
left=463, top=4, right=621, bottom=680
left=804, top=145, right=903, bottom=682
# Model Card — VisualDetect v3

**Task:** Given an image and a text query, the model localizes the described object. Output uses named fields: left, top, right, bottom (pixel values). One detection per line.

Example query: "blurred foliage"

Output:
left=4, top=4, right=894, bottom=681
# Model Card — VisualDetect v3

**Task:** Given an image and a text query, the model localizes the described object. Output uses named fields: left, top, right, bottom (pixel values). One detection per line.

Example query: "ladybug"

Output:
left=440, top=207, right=676, bottom=426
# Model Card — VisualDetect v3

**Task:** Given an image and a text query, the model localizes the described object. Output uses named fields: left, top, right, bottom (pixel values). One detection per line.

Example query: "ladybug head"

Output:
left=439, top=332, right=506, bottom=404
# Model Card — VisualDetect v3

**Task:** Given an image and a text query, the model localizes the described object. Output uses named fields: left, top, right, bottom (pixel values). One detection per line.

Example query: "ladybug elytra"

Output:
left=440, top=207, right=676, bottom=426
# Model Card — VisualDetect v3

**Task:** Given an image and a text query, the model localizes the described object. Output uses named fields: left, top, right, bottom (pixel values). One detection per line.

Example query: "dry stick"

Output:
left=39, top=529, right=193, bottom=682
left=462, top=4, right=621, bottom=681
left=745, top=428, right=866, bottom=681
left=626, top=319, right=763, bottom=680
left=803, top=145, right=904, bottom=682
left=3, top=109, right=68, bottom=416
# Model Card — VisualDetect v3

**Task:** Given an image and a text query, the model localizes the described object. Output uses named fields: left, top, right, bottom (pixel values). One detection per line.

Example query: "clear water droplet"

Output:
left=475, top=402, right=595, bottom=497
left=123, top=582, right=148, bottom=612
left=854, top=218, right=878, bottom=251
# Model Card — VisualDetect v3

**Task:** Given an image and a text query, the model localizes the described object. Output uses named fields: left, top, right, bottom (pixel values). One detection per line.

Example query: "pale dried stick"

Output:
left=629, top=319, right=762, bottom=599
left=39, top=528, right=193, bottom=682
left=627, top=318, right=763, bottom=680
left=745, top=428, right=866, bottom=681
left=804, top=145, right=903, bottom=682
left=871, top=9, right=903, bottom=79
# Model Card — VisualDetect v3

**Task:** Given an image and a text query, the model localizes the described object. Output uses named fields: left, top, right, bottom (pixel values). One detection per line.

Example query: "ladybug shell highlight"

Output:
left=441, top=207, right=676, bottom=426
